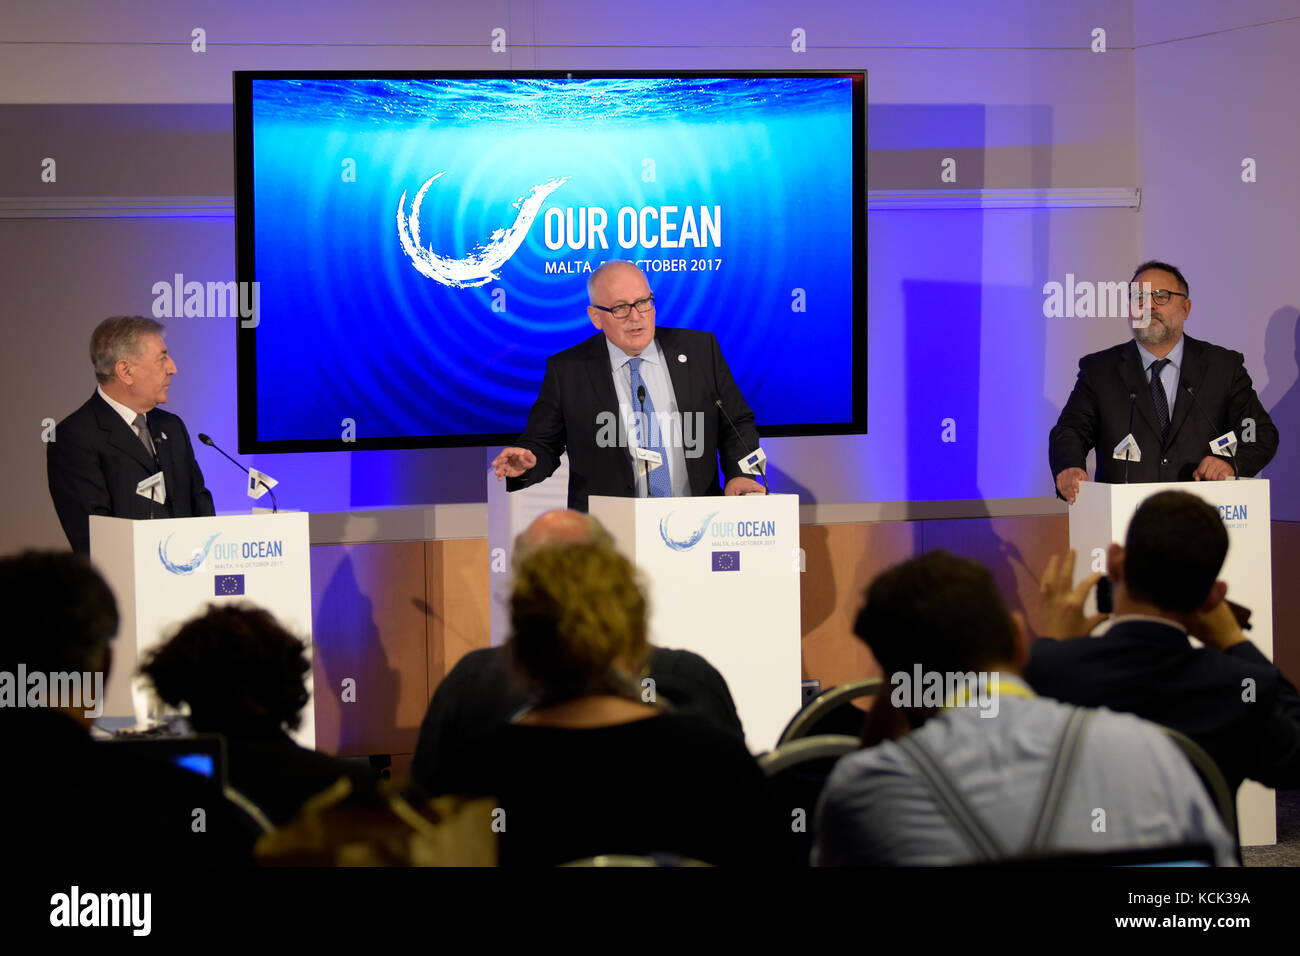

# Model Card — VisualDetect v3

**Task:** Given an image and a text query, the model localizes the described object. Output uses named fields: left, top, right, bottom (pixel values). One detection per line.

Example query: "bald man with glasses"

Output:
left=1049, top=260, right=1278, bottom=503
left=493, top=260, right=765, bottom=511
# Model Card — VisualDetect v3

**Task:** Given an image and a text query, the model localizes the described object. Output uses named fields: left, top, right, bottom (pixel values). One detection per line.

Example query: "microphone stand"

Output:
left=1124, top=391, right=1136, bottom=484
left=636, top=385, right=652, bottom=497
left=1184, top=383, right=1237, bottom=478
left=714, top=398, right=769, bottom=493
left=199, top=434, right=278, bottom=512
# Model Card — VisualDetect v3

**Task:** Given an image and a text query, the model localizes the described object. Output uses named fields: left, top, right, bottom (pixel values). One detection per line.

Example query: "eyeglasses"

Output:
left=1129, top=288, right=1188, bottom=306
left=592, top=295, right=655, bottom=320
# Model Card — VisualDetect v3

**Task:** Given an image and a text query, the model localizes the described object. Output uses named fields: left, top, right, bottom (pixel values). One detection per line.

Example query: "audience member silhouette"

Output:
left=141, top=604, right=377, bottom=826
left=426, top=537, right=766, bottom=865
left=815, top=549, right=1237, bottom=865
left=0, top=551, right=252, bottom=865
left=1027, top=489, right=1300, bottom=797
left=410, top=509, right=744, bottom=786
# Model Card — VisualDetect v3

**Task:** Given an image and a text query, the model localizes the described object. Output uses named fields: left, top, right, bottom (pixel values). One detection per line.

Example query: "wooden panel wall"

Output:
left=310, top=543, right=429, bottom=758
left=425, top=538, right=492, bottom=699
left=798, top=521, right=916, bottom=689
left=1271, top=522, right=1300, bottom=681
left=799, top=515, right=1070, bottom=690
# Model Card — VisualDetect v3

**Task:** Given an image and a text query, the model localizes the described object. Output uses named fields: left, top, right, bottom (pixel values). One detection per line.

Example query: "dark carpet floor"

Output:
left=1240, top=790, right=1300, bottom=866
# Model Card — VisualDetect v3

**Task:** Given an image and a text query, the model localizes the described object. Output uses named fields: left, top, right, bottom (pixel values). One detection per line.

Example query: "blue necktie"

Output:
left=627, top=357, right=673, bottom=498
left=1149, top=358, right=1171, bottom=444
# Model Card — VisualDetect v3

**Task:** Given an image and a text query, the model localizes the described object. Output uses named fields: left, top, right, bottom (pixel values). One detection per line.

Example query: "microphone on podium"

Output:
left=1113, top=391, right=1139, bottom=483
left=634, top=385, right=653, bottom=496
left=714, top=398, right=768, bottom=493
left=1183, top=383, right=1239, bottom=478
left=198, top=433, right=280, bottom=512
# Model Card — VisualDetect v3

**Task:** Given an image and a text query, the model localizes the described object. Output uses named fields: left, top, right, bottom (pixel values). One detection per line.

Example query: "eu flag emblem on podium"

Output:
left=711, top=551, right=740, bottom=572
left=215, top=574, right=245, bottom=595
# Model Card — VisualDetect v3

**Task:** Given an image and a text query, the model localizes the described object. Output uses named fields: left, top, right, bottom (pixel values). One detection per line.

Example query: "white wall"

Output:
left=1134, top=0, right=1300, bottom=517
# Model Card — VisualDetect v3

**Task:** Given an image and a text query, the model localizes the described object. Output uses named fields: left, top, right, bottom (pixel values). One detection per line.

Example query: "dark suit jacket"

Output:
left=408, top=645, right=746, bottom=790
left=1024, top=619, right=1300, bottom=796
left=47, top=391, right=215, bottom=553
left=1048, top=335, right=1278, bottom=495
left=218, top=728, right=379, bottom=827
left=506, top=327, right=760, bottom=512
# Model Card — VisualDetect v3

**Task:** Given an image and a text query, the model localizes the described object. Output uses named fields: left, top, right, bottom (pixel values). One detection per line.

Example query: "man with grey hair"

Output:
left=47, top=316, right=213, bottom=553
left=492, top=260, right=765, bottom=511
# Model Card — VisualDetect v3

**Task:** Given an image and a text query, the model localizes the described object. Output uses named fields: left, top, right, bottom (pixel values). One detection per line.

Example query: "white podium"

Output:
left=589, top=493, right=802, bottom=754
left=1070, top=479, right=1274, bottom=845
left=89, top=512, right=315, bottom=748
left=486, top=454, right=571, bottom=648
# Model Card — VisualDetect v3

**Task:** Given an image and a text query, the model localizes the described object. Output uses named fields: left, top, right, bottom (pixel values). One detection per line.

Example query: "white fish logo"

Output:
left=659, top=511, right=719, bottom=552
left=157, top=531, right=221, bottom=576
left=396, top=172, right=568, bottom=288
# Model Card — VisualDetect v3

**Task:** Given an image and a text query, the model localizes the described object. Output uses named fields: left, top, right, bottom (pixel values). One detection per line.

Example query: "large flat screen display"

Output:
left=235, top=71, right=866, bottom=451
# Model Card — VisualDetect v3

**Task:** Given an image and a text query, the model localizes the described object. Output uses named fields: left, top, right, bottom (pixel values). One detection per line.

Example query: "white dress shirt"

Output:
left=97, top=385, right=141, bottom=430
left=1136, top=336, right=1185, bottom=418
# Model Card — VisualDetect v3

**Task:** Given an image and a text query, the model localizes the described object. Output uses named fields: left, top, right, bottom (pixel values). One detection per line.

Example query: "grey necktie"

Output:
left=133, top=413, right=157, bottom=460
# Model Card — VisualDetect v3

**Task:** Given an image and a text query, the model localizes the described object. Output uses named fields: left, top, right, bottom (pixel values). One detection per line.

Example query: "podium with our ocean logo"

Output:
left=1070, top=479, right=1274, bottom=845
left=588, top=493, right=802, bottom=753
left=89, top=512, right=315, bottom=747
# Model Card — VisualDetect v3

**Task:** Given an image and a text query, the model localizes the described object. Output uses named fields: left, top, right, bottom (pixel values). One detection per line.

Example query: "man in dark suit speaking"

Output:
left=1049, top=260, right=1278, bottom=503
left=492, top=261, right=766, bottom=510
left=47, top=316, right=215, bottom=553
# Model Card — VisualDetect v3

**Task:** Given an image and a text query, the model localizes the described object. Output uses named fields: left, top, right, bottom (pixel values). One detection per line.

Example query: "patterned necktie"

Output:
left=626, top=357, right=673, bottom=498
left=1149, top=358, right=1171, bottom=444
left=133, top=413, right=157, bottom=460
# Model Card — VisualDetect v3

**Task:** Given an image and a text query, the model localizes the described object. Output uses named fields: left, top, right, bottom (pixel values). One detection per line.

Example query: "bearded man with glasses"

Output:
left=1049, top=260, right=1278, bottom=503
left=493, top=260, right=765, bottom=511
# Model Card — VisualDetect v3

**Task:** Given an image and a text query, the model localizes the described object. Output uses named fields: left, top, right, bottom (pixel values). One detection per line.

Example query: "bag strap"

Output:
left=897, top=734, right=1007, bottom=861
left=1024, top=706, right=1095, bottom=852
left=898, top=705, right=1096, bottom=861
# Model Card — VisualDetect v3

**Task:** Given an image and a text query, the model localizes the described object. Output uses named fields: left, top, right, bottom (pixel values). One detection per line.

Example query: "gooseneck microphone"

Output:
left=1183, top=383, right=1238, bottom=476
left=198, top=433, right=278, bottom=512
left=714, top=397, right=769, bottom=493
left=1124, top=391, right=1136, bottom=484
left=635, top=386, right=651, bottom=497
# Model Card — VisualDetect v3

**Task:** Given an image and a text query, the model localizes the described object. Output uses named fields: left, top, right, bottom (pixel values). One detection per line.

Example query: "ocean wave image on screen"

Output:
left=396, top=172, right=569, bottom=288
left=249, top=75, right=856, bottom=442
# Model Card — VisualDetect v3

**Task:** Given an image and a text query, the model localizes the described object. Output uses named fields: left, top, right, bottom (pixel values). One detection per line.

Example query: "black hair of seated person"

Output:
left=852, top=549, right=1017, bottom=680
left=1123, top=490, right=1228, bottom=613
left=1130, top=258, right=1189, bottom=296
left=0, top=550, right=118, bottom=673
left=141, top=604, right=310, bottom=734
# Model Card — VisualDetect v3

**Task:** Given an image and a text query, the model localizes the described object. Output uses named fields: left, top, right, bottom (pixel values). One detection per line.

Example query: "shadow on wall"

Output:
left=311, top=550, right=399, bottom=757
left=765, top=467, right=836, bottom=637
left=1259, top=307, right=1300, bottom=521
